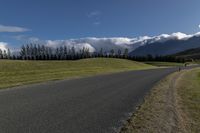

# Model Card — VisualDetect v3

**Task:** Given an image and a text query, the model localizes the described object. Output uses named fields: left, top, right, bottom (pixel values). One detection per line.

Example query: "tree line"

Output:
left=0, top=48, right=11, bottom=59
left=0, top=43, right=185, bottom=63
left=2, top=44, right=129, bottom=60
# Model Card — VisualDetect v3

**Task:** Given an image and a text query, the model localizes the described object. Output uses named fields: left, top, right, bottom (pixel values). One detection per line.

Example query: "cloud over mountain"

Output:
left=130, top=32, right=200, bottom=56
left=0, top=24, right=29, bottom=32
left=0, top=42, right=8, bottom=51
left=45, top=37, right=136, bottom=52
left=43, top=32, right=200, bottom=53
left=4, top=32, right=200, bottom=56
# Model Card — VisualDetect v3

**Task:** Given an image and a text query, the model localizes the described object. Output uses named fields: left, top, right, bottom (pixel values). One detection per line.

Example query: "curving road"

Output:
left=0, top=67, right=182, bottom=133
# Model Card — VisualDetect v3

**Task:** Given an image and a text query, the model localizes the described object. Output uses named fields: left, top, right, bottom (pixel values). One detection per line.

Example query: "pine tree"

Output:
left=29, top=44, right=33, bottom=59
left=99, top=48, right=103, bottom=57
left=55, top=48, right=59, bottom=60
left=20, top=45, right=26, bottom=60
left=3, top=50, right=7, bottom=59
left=71, top=46, right=76, bottom=59
left=118, top=49, right=121, bottom=58
left=59, top=46, right=64, bottom=60
left=41, top=45, right=46, bottom=60
left=26, top=44, right=30, bottom=59
left=7, top=48, right=11, bottom=59
left=85, top=48, right=90, bottom=58
left=64, top=46, right=67, bottom=59
left=0, top=49, right=3, bottom=59
left=37, top=44, right=41, bottom=58
left=110, top=49, right=115, bottom=57
left=33, top=44, right=37, bottom=60
left=123, top=48, right=129, bottom=58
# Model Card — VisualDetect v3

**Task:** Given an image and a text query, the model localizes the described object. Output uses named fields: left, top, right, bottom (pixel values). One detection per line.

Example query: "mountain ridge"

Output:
left=129, top=35, right=200, bottom=56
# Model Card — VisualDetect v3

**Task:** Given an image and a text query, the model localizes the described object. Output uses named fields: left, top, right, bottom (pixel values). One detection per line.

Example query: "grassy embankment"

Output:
left=176, top=68, right=200, bottom=132
left=121, top=68, right=200, bottom=133
left=144, top=61, right=184, bottom=67
left=0, top=58, right=154, bottom=89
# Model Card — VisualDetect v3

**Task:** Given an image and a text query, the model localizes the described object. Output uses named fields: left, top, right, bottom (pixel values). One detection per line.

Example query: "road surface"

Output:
left=0, top=67, right=184, bottom=133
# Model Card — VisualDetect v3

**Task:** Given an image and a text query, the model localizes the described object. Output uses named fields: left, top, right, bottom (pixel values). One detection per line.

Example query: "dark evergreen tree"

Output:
left=0, top=49, right=3, bottom=59
left=110, top=49, right=115, bottom=57
left=99, top=48, right=103, bottom=57
left=7, top=48, right=11, bottom=59
left=117, top=49, right=121, bottom=58
left=55, top=48, right=59, bottom=60
left=64, top=46, right=67, bottom=59
left=71, top=46, right=76, bottom=59
left=3, top=50, right=7, bottom=59
left=123, top=48, right=129, bottom=58
left=26, top=44, right=30, bottom=59
left=59, top=46, right=64, bottom=60
left=20, top=45, right=26, bottom=60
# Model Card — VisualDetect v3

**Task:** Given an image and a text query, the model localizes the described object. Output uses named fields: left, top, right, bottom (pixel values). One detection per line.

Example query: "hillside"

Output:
left=0, top=58, right=154, bottom=89
left=172, top=47, right=200, bottom=60
left=129, top=36, right=200, bottom=56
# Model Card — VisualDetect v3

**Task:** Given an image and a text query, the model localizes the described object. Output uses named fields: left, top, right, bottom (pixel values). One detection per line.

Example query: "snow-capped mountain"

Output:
left=130, top=32, right=200, bottom=56
left=1, top=32, right=200, bottom=55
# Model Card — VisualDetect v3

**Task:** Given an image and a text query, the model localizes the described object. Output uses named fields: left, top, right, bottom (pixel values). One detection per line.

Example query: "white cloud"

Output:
left=87, top=11, right=101, bottom=18
left=7, top=31, right=200, bottom=55
left=0, top=24, right=29, bottom=32
left=13, top=35, right=39, bottom=42
left=194, top=32, right=200, bottom=37
left=0, top=42, right=8, bottom=51
left=44, top=37, right=146, bottom=53
left=171, top=32, right=192, bottom=40
left=28, top=37, right=40, bottom=42
left=46, top=40, right=96, bottom=52
left=199, top=24, right=200, bottom=29
left=93, top=22, right=101, bottom=26
left=147, top=32, right=199, bottom=44
left=13, top=35, right=27, bottom=40
left=87, top=11, right=102, bottom=26
left=43, top=32, right=200, bottom=53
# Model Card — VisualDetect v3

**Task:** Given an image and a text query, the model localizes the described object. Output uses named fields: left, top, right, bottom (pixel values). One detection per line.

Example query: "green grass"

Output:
left=0, top=58, right=154, bottom=89
left=177, top=69, right=200, bottom=132
left=194, top=60, right=200, bottom=64
left=144, top=61, right=184, bottom=67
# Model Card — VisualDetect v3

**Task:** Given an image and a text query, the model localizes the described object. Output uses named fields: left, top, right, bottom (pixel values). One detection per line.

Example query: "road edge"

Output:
left=120, top=70, right=188, bottom=133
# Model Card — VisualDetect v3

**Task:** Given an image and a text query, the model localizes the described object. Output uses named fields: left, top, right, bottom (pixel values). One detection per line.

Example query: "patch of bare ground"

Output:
left=121, top=71, right=189, bottom=133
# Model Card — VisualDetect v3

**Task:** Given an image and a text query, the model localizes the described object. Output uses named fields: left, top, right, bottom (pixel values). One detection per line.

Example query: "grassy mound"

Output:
left=144, top=61, right=184, bottom=67
left=0, top=58, right=154, bottom=89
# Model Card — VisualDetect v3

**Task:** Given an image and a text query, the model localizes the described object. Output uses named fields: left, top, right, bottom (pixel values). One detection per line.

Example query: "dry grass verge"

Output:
left=121, top=71, right=187, bottom=133
left=176, top=68, right=200, bottom=132
left=121, top=68, right=200, bottom=133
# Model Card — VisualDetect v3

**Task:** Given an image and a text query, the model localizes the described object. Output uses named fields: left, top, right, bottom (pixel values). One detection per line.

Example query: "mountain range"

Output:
left=1, top=32, right=200, bottom=56
left=45, top=32, right=200, bottom=56
left=130, top=33, right=200, bottom=56
left=172, top=47, right=200, bottom=60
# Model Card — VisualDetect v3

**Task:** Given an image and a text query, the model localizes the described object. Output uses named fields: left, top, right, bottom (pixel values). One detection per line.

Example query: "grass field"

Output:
left=0, top=58, right=154, bottom=89
left=144, top=61, right=184, bottom=67
left=177, top=68, right=200, bottom=132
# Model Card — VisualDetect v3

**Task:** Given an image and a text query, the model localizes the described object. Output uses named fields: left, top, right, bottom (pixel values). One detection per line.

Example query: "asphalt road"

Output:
left=0, top=67, right=186, bottom=133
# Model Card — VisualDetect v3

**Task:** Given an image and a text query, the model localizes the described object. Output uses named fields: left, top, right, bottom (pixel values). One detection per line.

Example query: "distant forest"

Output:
left=0, top=43, right=185, bottom=62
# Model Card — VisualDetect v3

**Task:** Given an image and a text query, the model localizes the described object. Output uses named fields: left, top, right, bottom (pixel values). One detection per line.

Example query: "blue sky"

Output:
left=0, top=0, right=200, bottom=47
